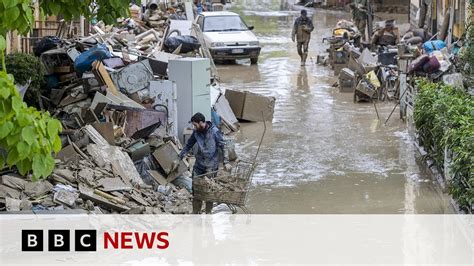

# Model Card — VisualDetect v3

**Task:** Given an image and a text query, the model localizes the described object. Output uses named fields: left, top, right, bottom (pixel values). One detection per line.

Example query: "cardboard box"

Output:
left=225, top=90, right=275, bottom=122
left=225, top=90, right=246, bottom=118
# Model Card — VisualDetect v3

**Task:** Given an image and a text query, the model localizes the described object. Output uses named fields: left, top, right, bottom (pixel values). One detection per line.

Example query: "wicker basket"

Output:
left=193, top=161, right=256, bottom=206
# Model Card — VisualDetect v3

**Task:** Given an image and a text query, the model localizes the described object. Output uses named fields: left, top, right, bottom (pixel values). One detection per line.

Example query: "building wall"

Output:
left=410, top=0, right=421, bottom=28
left=409, top=0, right=467, bottom=39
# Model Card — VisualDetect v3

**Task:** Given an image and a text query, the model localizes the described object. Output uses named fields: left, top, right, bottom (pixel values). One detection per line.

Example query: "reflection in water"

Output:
left=217, top=0, right=453, bottom=214
left=218, top=64, right=262, bottom=84
left=296, top=67, right=308, bottom=90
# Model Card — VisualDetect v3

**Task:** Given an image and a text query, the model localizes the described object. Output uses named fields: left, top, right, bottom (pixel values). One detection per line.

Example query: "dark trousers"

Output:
left=192, top=165, right=217, bottom=214
left=297, top=40, right=310, bottom=61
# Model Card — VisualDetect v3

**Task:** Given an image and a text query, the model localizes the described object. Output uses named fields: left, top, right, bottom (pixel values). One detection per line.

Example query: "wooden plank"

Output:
left=94, top=189, right=126, bottom=204
left=79, top=184, right=130, bottom=212
left=92, top=60, right=119, bottom=95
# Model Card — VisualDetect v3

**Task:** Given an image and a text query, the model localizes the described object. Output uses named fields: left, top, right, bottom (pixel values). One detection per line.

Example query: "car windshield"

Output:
left=203, top=16, right=249, bottom=32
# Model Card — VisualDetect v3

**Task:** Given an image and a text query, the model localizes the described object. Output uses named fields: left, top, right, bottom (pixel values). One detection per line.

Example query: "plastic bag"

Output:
left=164, top=35, right=201, bottom=53
left=422, top=56, right=440, bottom=73
left=73, top=44, right=112, bottom=73
left=423, top=40, right=446, bottom=54
left=33, top=36, right=61, bottom=56
left=365, top=70, right=381, bottom=88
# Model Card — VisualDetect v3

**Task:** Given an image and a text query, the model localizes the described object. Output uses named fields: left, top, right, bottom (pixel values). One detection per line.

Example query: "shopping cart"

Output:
left=193, top=160, right=256, bottom=214
left=192, top=115, right=267, bottom=214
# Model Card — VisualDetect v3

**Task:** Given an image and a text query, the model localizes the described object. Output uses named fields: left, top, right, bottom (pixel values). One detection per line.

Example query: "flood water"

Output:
left=216, top=0, right=454, bottom=213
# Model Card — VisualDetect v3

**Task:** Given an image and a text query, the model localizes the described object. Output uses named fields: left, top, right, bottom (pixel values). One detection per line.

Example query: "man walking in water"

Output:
left=291, top=9, right=314, bottom=66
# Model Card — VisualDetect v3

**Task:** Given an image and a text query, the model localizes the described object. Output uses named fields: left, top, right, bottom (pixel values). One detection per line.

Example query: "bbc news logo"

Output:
left=22, top=230, right=169, bottom=252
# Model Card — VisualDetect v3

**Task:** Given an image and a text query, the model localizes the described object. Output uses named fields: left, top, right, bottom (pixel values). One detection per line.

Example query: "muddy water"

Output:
left=217, top=1, right=453, bottom=213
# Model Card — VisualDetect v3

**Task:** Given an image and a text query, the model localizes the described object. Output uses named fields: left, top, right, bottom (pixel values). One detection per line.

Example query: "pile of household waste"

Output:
left=319, top=19, right=468, bottom=103
left=1, top=2, right=276, bottom=214
left=0, top=119, right=197, bottom=214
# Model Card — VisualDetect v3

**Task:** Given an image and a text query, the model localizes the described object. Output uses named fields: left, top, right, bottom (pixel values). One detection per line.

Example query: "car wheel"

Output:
left=250, top=57, right=258, bottom=64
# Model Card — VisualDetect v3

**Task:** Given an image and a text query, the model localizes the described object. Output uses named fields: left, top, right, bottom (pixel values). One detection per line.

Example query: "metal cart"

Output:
left=193, top=160, right=257, bottom=214
left=192, top=116, right=267, bottom=214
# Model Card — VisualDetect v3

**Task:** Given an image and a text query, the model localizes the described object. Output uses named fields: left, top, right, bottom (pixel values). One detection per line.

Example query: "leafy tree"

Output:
left=0, top=0, right=131, bottom=180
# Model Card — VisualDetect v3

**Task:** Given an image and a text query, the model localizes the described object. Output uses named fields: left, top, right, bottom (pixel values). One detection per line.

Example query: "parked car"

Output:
left=195, top=11, right=261, bottom=64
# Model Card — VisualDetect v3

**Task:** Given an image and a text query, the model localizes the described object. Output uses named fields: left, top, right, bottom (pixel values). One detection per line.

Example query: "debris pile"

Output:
left=0, top=5, right=205, bottom=214
left=1, top=2, right=277, bottom=214
left=0, top=124, right=194, bottom=214
left=193, top=161, right=254, bottom=195
left=194, top=173, right=248, bottom=193
left=318, top=18, right=469, bottom=107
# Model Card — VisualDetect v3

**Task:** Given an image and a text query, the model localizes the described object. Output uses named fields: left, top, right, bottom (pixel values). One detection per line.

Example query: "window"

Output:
left=203, top=16, right=249, bottom=32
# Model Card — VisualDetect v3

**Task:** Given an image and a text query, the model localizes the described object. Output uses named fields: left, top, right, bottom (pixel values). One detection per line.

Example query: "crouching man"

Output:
left=178, top=112, right=231, bottom=214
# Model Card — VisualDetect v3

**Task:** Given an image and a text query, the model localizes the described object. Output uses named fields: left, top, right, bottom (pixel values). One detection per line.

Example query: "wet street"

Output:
left=217, top=0, right=454, bottom=214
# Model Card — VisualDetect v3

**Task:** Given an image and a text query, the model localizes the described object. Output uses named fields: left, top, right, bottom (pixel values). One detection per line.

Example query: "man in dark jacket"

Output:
left=291, top=9, right=314, bottom=66
left=178, top=112, right=230, bottom=214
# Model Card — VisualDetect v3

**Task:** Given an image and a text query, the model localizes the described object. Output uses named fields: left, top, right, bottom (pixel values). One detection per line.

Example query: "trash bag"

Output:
left=422, top=56, right=440, bottom=73
left=408, top=54, right=430, bottom=73
left=423, top=40, right=446, bottom=54
left=33, top=36, right=61, bottom=56
left=365, top=70, right=381, bottom=88
left=73, top=44, right=112, bottom=73
left=164, top=35, right=201, bottom=53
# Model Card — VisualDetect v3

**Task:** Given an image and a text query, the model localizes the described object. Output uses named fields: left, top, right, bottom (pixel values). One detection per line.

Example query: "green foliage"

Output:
left=460, top=3, right=474, bottom=84
left=0, top=1, right=132, bottom=181
left=0, top=0, right=34, bottom=36
left=0, top=71, right=62, bottom=180
left=40, top=0, right=131, bottom=26
left=0, top=0, right=131, bottom=38
left=0, top=53, right=46, bottom=108
left=414, top=79, right=474, bottom=212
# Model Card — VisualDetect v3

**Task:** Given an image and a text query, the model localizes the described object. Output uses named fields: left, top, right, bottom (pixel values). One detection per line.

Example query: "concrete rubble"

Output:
left=1, top=151, right=194, bottom=214
left=0, top=2, right=274, bottom=214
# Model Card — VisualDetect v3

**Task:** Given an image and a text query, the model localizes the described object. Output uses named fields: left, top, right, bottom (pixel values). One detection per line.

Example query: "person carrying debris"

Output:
left=291, top=9, right=314, bottom=66
left=178, top=112, right=231, bottom=214
left=349, top=0, right=368, bottom=39
left=371, top=20, right=400, bottom=48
